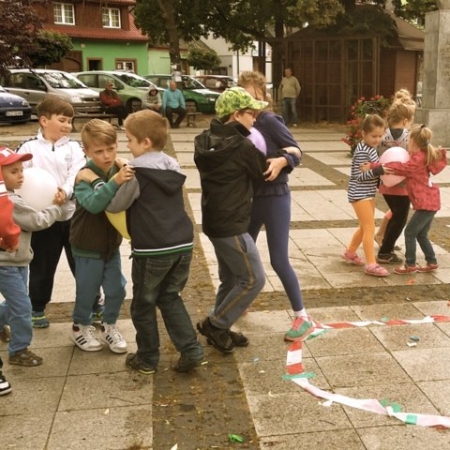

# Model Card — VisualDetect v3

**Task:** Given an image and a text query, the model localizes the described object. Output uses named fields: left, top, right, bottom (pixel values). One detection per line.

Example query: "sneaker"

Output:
left=32, top=311, right=49, bottom=328
left=71, top=324, right=103, bottom=352
left=100, top=324, right=127, bottom=354
left=0, top=371, right=12, bottom=396
left=377, top=253, right=403, bottom=264
left=91, top=305, right=104, bottom=324
left=417, top=263, right=439, bottom=273
left=227, top=330, right=249, bottom=347
left=125, top=353, right=156, bottom=375
left=9, top=348, right=43, bottom=366
left=0, top=325, right=11, bottom=343
left=284, top=316, right=315, bottom=342
left=173, top=354, right=208, bottom=373
left=393, top=265, right=419, bottom=275
left=197, top=318, right=234, bottom=354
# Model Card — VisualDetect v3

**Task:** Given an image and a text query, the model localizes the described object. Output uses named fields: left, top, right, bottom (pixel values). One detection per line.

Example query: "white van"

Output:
left=1, top=68, right=100, bottom=115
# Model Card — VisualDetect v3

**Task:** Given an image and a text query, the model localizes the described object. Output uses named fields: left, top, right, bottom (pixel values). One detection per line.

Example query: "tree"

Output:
left=28, top=30, right=73, bottom=68
left=187, top=48, right=221, bottom=72
left=0, top=0, right=48, bottom=76
left=392, top=0, right=438, bottom=26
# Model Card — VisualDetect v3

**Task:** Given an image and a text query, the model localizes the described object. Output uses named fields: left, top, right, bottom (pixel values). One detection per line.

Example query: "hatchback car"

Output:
left=193, top=75, right=237, bottom=93
left=145, top=75, right=219, bottom=113
left=73, top=71, right=159, bottom=113
left=0, top=69, right=99, bottom=115
left=0, top=85, right=31, bottom=124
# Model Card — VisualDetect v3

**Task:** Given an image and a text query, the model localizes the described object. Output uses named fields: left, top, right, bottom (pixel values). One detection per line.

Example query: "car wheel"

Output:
left=127, top=98, right=142, bottom=113
left=185, top=100, right=197, bottom=113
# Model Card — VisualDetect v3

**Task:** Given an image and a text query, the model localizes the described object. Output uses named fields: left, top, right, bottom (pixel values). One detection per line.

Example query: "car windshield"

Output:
left=0, top=86, right=6, bottom=93
left=114, top=73, right=150, bottom=88
left=39, top=71, right=88, bottom=89
left=181, top=76, right=205, bottom=90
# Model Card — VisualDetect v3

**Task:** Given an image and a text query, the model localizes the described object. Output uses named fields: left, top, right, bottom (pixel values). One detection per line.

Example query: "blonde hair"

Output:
left=238, top=71, right=272, bottom=108
left=409, top=124, right=441, bottom=165
left=360, top=114, right=385, bottom=133
left=81, top=119, right=117, bottom=150
left=387, top=101, right=415, bottom=127
left=124, top=110, right=169, bottom=150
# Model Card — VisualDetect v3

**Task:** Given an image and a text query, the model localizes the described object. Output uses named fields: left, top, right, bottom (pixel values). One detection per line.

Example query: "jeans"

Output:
left=210, top=234, right=265, bottom=329
left=404, top=210, right=437, bottom=266
left=165, top=106, right=186, bottom=127
left=131, top=251, right=202, bottom=365
left=0, top=266, right=33, bottom=355
left=282, top=97, right=298, bottom=125
left=72, top=251, right=126, bottom=326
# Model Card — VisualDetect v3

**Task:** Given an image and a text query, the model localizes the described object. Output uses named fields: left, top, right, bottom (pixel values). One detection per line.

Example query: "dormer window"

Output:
left=102, top=7, right=121, bottom=28
left=53, top=3, right=75, bottom=25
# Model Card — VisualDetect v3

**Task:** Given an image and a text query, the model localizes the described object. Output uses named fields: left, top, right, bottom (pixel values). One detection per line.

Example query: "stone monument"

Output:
left=415, top=0, right=450, bottom=146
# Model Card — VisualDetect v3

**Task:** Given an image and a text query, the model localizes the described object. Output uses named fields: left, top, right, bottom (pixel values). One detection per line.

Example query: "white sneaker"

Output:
left=71, top=324, right=103, bottom=352
left=101, top=324, right=127, bottom=354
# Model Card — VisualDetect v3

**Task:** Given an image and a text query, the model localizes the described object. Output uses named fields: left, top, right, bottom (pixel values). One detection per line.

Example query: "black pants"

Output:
left=104, top=104, right=128, bottom=126
left=379, top=194, right=410, bottom=255
left=165, top=107, right=186, bottom=127
left=29, top=220, right=75, bottom=313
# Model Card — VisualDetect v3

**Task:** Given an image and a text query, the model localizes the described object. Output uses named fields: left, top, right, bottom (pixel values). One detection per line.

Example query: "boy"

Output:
left=16, top=97, right=103, bottom=328
left=69, top=119, right=135, bottom=353
left=106, top=110, right=204, bottom=373
left=0, top=147, right=63, bottom=372
left=193, top=87, right=268, bottom=354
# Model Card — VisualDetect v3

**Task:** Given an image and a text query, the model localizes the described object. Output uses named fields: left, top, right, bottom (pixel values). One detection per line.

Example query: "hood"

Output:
left=0, top=92, right=29, bottom=106
left=134, top=166, right=186, bottom=196
left=428, top=147, right=447, bottom=175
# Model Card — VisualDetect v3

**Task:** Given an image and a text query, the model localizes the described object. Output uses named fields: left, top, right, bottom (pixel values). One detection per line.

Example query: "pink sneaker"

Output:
left=417, top=263, right=438, bottom=273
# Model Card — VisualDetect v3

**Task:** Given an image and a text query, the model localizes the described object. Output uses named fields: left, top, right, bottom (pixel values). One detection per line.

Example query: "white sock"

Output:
left=294, top=309, right=308, bottom=318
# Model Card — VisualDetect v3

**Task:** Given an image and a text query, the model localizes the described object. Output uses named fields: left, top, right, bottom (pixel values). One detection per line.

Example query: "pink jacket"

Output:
left=385, top=148, right=447, bottom=211
left=0, top=171, right=20, bottom=249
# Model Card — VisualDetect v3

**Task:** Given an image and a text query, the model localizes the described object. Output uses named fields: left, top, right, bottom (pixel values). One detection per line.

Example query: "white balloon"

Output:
left=379, top=146, right=410, bottom=187
left=17, top=167, right=58, bottom=211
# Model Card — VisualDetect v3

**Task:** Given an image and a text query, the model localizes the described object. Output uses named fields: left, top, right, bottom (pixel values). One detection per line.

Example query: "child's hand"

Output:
left=76, top=168, right=99, bottom=184
left=360, top=162, right=371, bottom=172
left=382, top=166, right=395, bottom=175
left=115, top=157, right=129, bottom=168
left=264, top=157, right=288, bottom=181
left=115, top=165, right=135, bottom=185
left=0, top=238, right=19, bottom=253
left=53, top=188, right=66, bottom=206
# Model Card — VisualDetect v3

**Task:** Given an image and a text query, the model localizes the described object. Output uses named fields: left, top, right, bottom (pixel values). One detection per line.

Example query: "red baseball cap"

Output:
left=0, top=147, right=33, bottom=166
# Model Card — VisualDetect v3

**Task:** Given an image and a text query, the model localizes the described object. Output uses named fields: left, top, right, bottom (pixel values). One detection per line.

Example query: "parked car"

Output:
left=193, top=75, right=237, bottom=93
left=73, top=70, right=160, bottom=113
left=0, top=85, right=32, bottom=124
left=0, top=69, right=99, bottom=115
left=144, top=74, right=219, bottom=113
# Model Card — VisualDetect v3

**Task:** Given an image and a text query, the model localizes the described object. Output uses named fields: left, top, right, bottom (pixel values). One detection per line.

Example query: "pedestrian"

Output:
left=15, top=97, right=105, bottom=328
left=0, top=147, right=64, bottom=372
left=69, top=119, right=135, bottom=353
left=106, top=109, right=205, bottom=374
left=279, top=68, right=301, bottom=127
left=376, top=100, right=415, bottom=264
left=194, top=87, right=268, bottom=354
left=238, top=70, right=316, bottom=342
left=162, top=80, right=186, bottom=128
left=383, top=124, right=447, bottom=274
left=143, top=87, right=162, bottom=113
left=99, top=81, right=128, bottom=130
left=342, top=114, right=392, bottom=277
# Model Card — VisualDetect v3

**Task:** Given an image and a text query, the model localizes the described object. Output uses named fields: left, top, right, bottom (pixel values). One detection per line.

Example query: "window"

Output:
left=102, top=8, right=120, bottom=28
left=116, top=60, right=136, bottom=72
left=54, top=3, right=75, bottom=25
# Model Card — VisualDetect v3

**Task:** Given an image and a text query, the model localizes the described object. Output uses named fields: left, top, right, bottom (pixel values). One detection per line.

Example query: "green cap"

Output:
left=215, top=87, right=268, bottom=118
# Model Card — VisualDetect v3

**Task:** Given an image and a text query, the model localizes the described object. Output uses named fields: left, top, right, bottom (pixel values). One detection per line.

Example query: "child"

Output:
left=69, top=119, right=135, bottom=353
left=384, top=124, right=447, bottom=274
left=376, top=100, right=415, bottom=263
left=106, top=109, right=204, bottom=373
left=0, top=147, right=63, bottom=370
left=194, top=87, right=268, bottom=353
left=342, top=114, right=392, bottom=277
left=16, top=97, right=103, bottom=328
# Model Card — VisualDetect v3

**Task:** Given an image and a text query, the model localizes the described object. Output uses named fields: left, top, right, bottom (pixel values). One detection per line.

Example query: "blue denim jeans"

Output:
left=0, top=266, right=33, bottom=355
left=72, top=251, right=126, bottom=326
left=282, top=97, right=298, bottom=125
left=131, top=251, right=203, bottom=366
left=404, top=210, right=437, bottom=266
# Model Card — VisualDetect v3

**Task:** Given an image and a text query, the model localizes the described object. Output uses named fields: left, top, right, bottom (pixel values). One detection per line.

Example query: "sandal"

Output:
left=365, top=264, right=389, bottom=277
left=341, top=251, right=365, bottom=266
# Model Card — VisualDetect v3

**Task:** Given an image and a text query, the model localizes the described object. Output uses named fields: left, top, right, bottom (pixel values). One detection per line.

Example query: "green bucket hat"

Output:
left=215, top=87, right=268, bottom=118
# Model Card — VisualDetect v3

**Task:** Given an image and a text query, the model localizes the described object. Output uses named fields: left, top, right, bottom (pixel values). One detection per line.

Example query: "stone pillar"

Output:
left=415, top=2, right=450, bottom=146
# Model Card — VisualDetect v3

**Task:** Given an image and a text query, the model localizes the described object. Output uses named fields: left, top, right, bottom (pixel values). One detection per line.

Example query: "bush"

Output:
left=342, top=95, right=391, bottom=155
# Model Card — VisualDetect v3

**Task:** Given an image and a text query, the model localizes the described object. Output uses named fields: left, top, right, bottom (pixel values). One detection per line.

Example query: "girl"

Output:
left=384, top=124, right=447, bottom=274
left=343, top=114, right=392, bottom=277
left=376, top=100, right=415, bottom=264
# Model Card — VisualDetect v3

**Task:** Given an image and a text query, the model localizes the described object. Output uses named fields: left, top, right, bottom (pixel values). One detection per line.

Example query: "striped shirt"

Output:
left=347, top=141, right=381, bottom=203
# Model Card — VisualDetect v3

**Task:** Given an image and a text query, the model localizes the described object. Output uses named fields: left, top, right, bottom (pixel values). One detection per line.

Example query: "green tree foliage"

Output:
left=28, top=30, right=73, bottom=67
left=187, top=48, right=221, bottom=72
left=392, top=0, right=438, bottom=26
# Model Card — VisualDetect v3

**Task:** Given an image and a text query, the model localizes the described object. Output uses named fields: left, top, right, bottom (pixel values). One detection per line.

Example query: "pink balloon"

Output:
left=379, top=146, right=410, bottom=187
left=247, top=127, right=267, bottom=155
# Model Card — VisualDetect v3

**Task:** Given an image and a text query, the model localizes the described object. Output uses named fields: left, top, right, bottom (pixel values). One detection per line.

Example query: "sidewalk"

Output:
left=1, top=123, right=450, bottom=449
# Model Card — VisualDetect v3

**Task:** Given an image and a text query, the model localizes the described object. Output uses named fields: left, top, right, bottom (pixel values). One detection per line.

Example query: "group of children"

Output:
left=343, top=89, right=447, bottom=277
